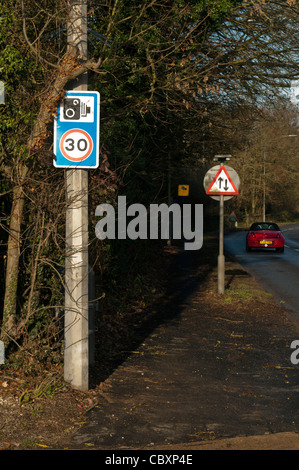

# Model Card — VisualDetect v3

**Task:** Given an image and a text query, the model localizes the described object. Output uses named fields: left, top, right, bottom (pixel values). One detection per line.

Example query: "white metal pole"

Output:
left=218, top=192, right=225, bottom=294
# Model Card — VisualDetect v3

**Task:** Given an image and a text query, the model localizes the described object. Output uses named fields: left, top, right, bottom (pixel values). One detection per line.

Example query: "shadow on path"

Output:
left=90, top=242, right=211, bottom=386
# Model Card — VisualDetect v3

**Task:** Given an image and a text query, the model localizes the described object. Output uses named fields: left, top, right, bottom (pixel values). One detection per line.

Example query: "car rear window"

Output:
left=250, top=223, right=280, bottom=231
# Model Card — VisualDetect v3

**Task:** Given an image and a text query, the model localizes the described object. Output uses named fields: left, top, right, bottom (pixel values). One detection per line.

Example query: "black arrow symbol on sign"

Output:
left=218, top=177, right=223, bottom=188
left=224, top=179, right=229, bottom=191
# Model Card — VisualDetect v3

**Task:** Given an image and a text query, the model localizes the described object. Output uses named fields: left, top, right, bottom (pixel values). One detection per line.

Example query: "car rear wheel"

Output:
left=276, top=246, right=284, bottom=253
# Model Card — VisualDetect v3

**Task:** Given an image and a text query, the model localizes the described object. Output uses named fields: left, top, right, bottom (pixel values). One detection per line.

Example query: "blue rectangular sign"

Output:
left=54, top=90, right=100, bottom=169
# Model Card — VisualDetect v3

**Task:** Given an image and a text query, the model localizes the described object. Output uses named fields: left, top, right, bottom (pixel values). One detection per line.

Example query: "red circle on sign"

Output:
left=60, top=129, right=93, bottom=162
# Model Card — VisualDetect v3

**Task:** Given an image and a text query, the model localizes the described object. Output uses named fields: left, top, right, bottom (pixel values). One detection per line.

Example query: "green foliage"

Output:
left=0, top=8, right=41, bottom=159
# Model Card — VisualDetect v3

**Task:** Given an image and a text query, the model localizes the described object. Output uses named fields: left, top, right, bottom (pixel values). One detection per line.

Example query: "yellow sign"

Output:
left=178, top=185, right=189, bottom=196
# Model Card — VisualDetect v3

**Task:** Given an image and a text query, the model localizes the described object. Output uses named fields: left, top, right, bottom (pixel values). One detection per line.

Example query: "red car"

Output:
left=246, top=222, right=285, bottom=253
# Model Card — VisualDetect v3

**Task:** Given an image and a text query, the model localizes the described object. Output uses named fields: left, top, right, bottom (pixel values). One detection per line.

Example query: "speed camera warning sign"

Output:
left=54, top=90, right=100, bottom=168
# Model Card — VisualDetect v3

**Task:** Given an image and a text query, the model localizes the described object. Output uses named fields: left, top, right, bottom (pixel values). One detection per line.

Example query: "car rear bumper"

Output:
left=247, top=240, right=284, bottom=248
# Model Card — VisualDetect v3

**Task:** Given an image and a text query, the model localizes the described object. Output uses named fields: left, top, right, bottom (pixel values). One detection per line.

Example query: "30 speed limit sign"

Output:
left=54, top=90, right=100, bottom=169
left=60, top=129, right=93, bottom=162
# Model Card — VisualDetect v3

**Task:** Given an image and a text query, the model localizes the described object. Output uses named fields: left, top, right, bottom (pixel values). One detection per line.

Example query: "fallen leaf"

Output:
left=0, top=442, right=11, bottom=450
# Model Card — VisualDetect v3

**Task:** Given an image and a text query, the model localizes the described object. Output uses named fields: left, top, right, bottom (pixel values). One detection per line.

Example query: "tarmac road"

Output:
left=224, top=223, right=299, bottom=322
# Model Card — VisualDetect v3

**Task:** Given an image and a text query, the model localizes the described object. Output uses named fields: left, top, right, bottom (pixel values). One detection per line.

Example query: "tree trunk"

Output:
left=1, top=164, right=28, bottom=345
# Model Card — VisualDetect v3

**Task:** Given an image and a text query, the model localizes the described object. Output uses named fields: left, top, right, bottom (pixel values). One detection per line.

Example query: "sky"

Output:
left=291, top=80, right=299, bottom=105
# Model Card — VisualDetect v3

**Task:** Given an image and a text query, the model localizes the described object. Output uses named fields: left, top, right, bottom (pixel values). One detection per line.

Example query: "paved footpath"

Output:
left=70, top=248, right=299, bottom=451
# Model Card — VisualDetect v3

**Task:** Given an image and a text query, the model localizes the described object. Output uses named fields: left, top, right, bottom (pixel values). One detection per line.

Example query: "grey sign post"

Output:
left=204, top=157, right=240, bottom=294
left=0, top=341, right=4, bottom=365
left=63, top=0, right=90, bottom=392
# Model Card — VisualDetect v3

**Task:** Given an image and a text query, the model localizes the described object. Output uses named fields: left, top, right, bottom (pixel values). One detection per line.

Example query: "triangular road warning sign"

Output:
left=206, top=166, right=239, bottom=195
